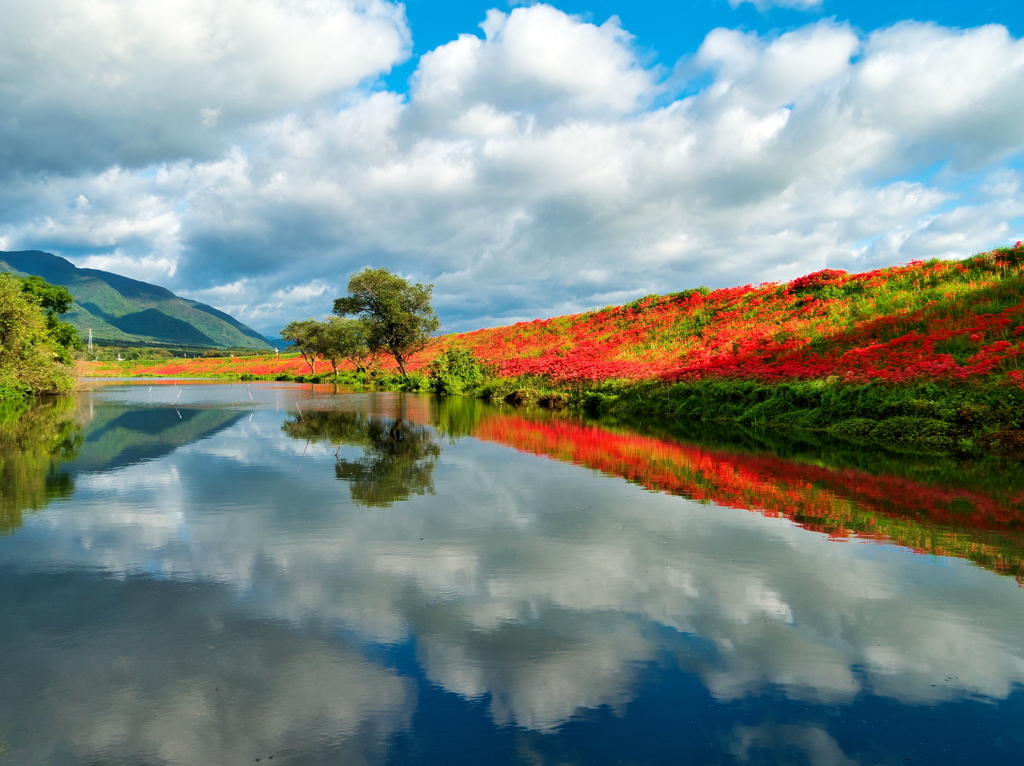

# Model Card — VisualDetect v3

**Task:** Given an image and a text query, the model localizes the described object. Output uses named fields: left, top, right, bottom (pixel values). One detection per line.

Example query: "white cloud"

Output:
left=2, top=6, right=1024, bottom=335
left=0, top=0, right=410, bottom=175
left=412, top=5, right=654, bottom=122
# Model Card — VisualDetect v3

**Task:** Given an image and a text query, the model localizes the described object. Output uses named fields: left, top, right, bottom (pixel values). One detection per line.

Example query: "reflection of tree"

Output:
left=282, top=411, right=441, bottom=507
left=0, top=397, right=80, bottom=534
left=432, top=396, right=485, bottom=442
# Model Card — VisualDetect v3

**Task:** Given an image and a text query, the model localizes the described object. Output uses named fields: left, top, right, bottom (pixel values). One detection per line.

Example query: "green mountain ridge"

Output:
left=0, top=250, right=273, bottom=350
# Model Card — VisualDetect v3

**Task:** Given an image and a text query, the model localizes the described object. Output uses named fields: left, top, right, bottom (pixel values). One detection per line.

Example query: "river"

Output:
left=1, top=380, right=1023, bottom=765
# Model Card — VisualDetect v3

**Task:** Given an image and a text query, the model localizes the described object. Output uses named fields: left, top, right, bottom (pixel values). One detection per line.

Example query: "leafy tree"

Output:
left=19, top=275, right=81, bottom=363
left=317, top=317, right=376, bottom=379
left=280, top=319, right=322, bottom=374
left=20, top=275, right=74, bottom=315
left=333, top=268, right=440, bottom=377
left=0, top=274, right=77, bottom=399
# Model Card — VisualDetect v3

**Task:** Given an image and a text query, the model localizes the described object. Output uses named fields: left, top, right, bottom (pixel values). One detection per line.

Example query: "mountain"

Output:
left=0, top=250, right=273, bottom=350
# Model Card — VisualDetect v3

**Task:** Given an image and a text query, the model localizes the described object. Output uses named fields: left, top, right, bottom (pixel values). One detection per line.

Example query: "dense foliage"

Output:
left=0, top=273, right=79, bottom=400
left=333, top=268, right=439, bottom=376
left=427, top=347, right=487, bottom=395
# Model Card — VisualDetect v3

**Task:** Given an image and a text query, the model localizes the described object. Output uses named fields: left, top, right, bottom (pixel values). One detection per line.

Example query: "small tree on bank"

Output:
left=281, top=319, right=322, bottom=374
left=318, top=317, right=375, bottom=379
left=332, top=268, right=440, bottom=377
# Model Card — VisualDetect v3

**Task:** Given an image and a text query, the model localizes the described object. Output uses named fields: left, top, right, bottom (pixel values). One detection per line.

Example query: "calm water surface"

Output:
left=2, top=380, right=1024, bottom=765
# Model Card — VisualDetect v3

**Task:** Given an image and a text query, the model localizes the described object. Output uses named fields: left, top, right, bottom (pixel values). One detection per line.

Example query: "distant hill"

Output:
left=0, top=250, right=273, bottom=350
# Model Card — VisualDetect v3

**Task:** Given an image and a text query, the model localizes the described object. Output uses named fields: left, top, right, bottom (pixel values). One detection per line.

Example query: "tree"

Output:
left=317, top=317, right=376, bottom=379
left=333, top=268, right=440, bottom=377
left=20, top=275, right=74, bottom=315
left=0, top=274, right=78, bottom=399
left=18, top=275, right=81, bottom=364
left=280, top=319, right=322, bottom=375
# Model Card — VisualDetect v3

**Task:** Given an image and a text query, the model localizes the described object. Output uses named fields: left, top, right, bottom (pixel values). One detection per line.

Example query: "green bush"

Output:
left=428, top=347, right=487, bottom=395
left=0, top=274, right=76, bottom=400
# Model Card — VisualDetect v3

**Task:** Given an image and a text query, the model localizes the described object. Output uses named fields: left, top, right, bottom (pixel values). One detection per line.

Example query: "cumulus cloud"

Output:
left=0, top=571, right=413, bottom=765
left=2, top=5, right=1024, bottom=334
left=0, top=0, right=410, bottom=175
left=411, top=5, right=655, bottom=123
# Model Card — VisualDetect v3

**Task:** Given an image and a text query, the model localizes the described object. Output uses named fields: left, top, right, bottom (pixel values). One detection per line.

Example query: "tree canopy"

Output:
left=0, top=273, right=79, bottom=400
left=280, top=319, right=322, bottom=374
left=317, top=317, right=374, bottom=377
left=332, top=268, right=440, bottom=377
left=280, top=316, right=375, bottom=379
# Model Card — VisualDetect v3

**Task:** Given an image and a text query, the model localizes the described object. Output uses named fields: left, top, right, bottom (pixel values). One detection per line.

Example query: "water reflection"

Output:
left=0, top=397, right=79, bottom=534
left=282, top=411, right=441, bottom=507
left=474, top=411, right=1024, bottom=581
left=0, top=383, right=1023, bottom=765
left=0, top=569, right=411, bottom=765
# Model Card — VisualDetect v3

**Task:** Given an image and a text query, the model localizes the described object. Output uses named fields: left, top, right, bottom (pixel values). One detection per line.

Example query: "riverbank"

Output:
left=77, top=247, right=1024, bottom=454
left=74, top=361, right=1024, bottom=456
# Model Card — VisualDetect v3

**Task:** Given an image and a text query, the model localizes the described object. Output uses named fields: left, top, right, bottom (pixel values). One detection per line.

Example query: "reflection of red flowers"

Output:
left=475, top=413, right=1024, bottom=581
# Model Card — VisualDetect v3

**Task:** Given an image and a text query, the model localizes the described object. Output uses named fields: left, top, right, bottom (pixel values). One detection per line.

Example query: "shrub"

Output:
left=428, top=347, right=487, bottom=395
left=0, top=274, right=75, bottom=400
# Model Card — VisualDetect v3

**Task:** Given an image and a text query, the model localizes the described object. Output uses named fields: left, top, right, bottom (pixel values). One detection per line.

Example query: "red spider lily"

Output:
left=475, top=412, right=1024, bottom=581
left=85, top=244, right=1024, bottom=389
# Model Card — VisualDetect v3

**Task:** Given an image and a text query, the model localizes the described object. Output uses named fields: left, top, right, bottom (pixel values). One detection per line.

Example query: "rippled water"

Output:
left=2, top=380, right=1024, bottom=765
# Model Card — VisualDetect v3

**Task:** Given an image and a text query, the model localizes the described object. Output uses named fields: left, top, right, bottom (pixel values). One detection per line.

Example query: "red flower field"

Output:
left=86, top=245, right=1024, bottom=389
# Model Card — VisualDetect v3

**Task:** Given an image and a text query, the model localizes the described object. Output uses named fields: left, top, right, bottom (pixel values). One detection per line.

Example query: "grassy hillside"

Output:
left=448, top=246, right=1024, bottom=386
left=80, top=246, right=1024, bottom=453
left=92, top=246, right=1024, bottom=384
left=0, top=250, right=273, bottom=350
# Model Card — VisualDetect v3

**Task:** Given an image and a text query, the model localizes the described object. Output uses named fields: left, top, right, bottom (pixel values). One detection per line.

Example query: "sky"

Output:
left=2, top=0, right=1024, bottom=337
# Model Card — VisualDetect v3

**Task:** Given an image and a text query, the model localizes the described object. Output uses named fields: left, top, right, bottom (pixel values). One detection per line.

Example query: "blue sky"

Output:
left=393, top=0, right=1024, bottom=89
left=398, top=1, right=1024, bottom=63
left=1, top=0, right=1023, bottom=335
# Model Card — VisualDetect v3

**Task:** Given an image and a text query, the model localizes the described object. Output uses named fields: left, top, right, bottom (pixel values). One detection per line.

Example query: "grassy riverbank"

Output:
left=79, top=246, right=1024, bottom=454
left=575, top=377, right=1024, bottom=455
